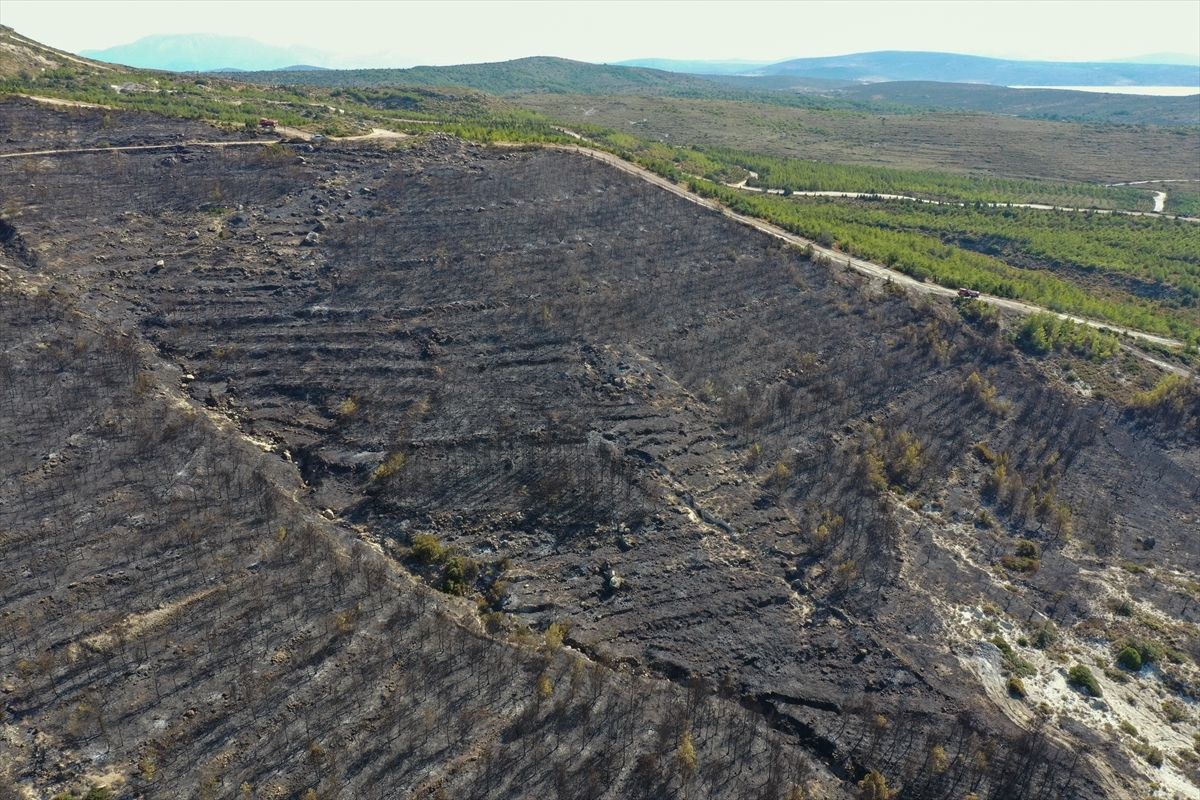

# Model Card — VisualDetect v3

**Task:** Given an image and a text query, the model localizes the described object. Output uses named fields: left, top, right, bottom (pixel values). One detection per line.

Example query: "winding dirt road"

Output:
left=553, top=145, right=1191, bottom=363
left=1105, top=178, right=1200, bottom=214
left=723, top=181, right=1199, bottom=222
left=0, top=140, right=273, bottom=159
left=3, top=128, right=1191, bottom=373
left=0, top=129, right=407, bottom=160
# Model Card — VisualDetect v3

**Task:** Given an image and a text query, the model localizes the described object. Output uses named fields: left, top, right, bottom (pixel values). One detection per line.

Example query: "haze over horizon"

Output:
left=3, top=0, right=1198, bottom=70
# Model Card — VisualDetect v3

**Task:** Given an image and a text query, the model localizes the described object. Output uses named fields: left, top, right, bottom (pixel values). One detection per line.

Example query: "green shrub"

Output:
left=545, top=621, right=569, bottom=651
left=1000, top=554, right=1040, bottom=574
left=371, top=450, right=407, bottom=482
left=1015, top=313, right=1120, bottom=360
left=1117, top=646, right=1143, bottom=671
left=856, top=769, right=893, bottom=800
left=765, top=460, right=793, bottom=490
left=992, top=636, right=1036, bottom=677
left=972, top=441, right=997, bottom=463
left=956, top=298, right=999, bottom=330
left=962, top=371, right=1009, bottom=415
left=334, top=393, right=359, bottom=418
left=884, top=430, right=926, bottom=489
left=1132, top=740, right=1164, bottom=767
left=1103, top=666, right=1131, bottom=684
left=441, top=555, right=478, bottom=596
left=1067, top=665, right=1102, bottom=697
left=1032, top=624, right=1056, bottom=650
left=1007, top=676, right=1027, bottom=698
left=1163, top=699, right=1187, bottom=723
left=1126, top=375, right=1200, bottom=438
left=410, top=533, right=445, bottom=565
left=1123, top=637, right=1166, bottom=666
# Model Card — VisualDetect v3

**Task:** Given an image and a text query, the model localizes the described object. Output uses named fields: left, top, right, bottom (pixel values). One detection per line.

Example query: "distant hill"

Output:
left=220, top=54, right=1198, bottom=126
left=0, top=24, right=122, bottom=78
left=759, top=50, right=1200, bottom=86
left=1109, top=52, right=1200, bottom=66
left=81, top=33, right=332, bottom=72
left=216, top=56, right=738, bottom=96
left=703, top=74, right=859, bottom=92
left=615, top=58, right=772, bottom=75
left=839, top=80, right=1200, bottom=125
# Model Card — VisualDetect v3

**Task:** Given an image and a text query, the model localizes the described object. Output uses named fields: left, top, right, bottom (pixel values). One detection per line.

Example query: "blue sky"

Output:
left=3, top=0, right=1198, bottom=67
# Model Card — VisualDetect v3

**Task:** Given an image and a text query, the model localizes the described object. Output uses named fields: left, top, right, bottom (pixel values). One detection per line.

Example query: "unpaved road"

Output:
left=0, top=130, right=406, bottom=160
left=1106, top=178, right=1200, bottom=214
left=552, top=145, right=1192, bottom=361
left=723, top=181, right=1199, bottom=222
left=0, top=139, right=274, bottom=159
left=275, top=125, right=408, bottom=142
left=5, top=129, right=1191, bottom=373
left=20, top=94, right=116, bottom=110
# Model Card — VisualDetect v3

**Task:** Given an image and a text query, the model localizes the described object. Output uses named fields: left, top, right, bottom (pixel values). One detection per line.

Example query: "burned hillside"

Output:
left=2, top=101, right=1198, bottom=799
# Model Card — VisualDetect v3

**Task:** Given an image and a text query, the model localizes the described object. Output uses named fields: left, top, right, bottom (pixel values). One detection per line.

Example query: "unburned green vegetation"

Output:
left=518, top=93, right=1200, bottom=183
left=1166, top=189, right=1200, bottom=217
left=697, top=146, right=1152, bottom=209
left=684, top=180, right=1200, bottom=341
left=1015, top=314, right=1122, bottom=360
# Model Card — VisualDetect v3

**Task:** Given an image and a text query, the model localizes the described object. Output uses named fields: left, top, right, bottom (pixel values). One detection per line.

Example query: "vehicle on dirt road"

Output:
left=957, top=287, right=981, bottom=298
left=258, top=117, right=278, bottom=131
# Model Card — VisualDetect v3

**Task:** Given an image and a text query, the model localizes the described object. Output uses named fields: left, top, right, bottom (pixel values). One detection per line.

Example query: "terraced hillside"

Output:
left=2, top=101, right=1198, bottom=799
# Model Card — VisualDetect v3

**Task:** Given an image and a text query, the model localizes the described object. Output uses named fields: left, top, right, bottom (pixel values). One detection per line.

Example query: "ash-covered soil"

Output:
left=2, top=102, right=1197, bottom=799
left=0, top=96, right=253, bottom=154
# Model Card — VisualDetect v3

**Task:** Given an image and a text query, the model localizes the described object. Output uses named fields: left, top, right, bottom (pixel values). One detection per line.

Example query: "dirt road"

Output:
left=5, top=129, right=1190, bottom=372
left=0, top=140, right=274, bottom=159
left=0, top=128, right=408, bottom=160
left=554, top=145, right=1191, bottom=360
left=274, top=125, right=408, bottom=142
left=1106, top=178, right=1200, bottom=214
left=723, top=181, right=1198, bottom=222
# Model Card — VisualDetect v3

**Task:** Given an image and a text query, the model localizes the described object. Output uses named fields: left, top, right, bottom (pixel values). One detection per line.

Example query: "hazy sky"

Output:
left=3, top=0, right=1199, bottom=67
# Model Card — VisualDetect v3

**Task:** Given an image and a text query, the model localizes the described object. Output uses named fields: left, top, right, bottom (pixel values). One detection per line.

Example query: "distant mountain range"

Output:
left=78, top=34, right=1200, bottom=87
left=81, top=34, right=333, bottom=72
left=215, top=56, right=734, bottom=98
left=611, top=58, right=773, bottom=76
left=755, top=51, right=1200, bottom=86
left=622, top=52, right=1200, bottom=81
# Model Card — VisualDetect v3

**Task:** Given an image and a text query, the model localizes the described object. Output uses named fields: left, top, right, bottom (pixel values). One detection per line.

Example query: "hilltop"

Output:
left=213, top=55, right=740, bottom=97
left=837, top=80, right=1200, bottom=126
left=757, top=50, right=1200, bottom=87
left=81, top=33, right=332, bottom=73
left=0, top=24, right=122, bottom=78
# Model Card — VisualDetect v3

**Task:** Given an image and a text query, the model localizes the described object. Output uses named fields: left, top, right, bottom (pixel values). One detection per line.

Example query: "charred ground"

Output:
left=2, top=100, right=1198, bottom=799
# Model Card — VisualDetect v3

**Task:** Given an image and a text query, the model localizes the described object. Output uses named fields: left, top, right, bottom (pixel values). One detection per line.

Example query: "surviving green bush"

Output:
left=992, top=636, right=1036, bottom=677
left=1014, top=313, right=1121, bottom=360
left=1126, top=375, right=1200, bottom=439
left=687, top=180, right=1198, bottom=340
left=1067, top=664, right=1102, bottom=697
left=962, top=371, right=1010, bottom=415
left=1000, top=540, right=1041, bottom=574
left=1117, top=646, right=1143, bottom=671
left=410, top=533, right=445, bottom=565
left=441, top=555, right=479, bottom=596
